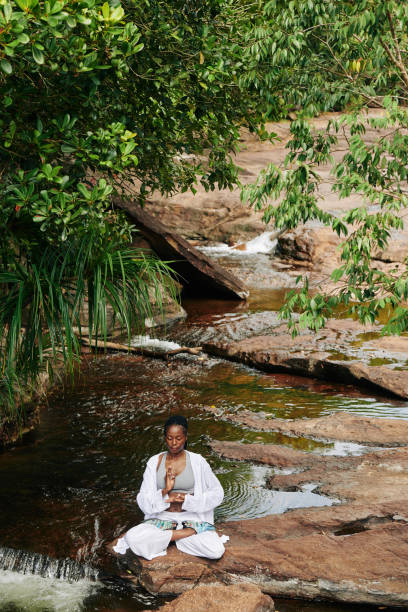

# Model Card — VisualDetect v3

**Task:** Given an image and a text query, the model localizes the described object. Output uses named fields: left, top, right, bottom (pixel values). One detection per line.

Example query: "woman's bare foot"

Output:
left=106, top=532, right=126, bottom=553
left=170, top=527, right=195, bottom=542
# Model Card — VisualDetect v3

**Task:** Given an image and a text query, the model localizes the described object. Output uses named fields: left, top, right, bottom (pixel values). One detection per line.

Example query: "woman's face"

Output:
left=165, top=424, right=187, bottom=454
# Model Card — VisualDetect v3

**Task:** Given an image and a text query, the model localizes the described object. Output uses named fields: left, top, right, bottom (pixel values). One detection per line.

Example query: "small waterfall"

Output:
left=197, top=231, right=279, bottom=255
left=0, top=546, right=99, bottom=582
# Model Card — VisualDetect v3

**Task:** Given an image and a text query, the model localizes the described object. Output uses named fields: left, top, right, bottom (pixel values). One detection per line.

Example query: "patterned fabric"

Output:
left=182, top=520, right=216, bottom=534
left=144, top=518, right=178, bottom=530
left=144, top=518, right=215, bottom=534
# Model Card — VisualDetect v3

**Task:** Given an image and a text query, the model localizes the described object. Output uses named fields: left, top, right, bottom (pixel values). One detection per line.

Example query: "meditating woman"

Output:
left=113, top=415, right=227, bottom=560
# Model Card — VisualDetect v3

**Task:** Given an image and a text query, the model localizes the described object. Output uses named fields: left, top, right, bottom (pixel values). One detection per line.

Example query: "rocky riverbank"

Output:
left=140, top=111, right=408, bottom=401
left=203, top=324, right=408, bottom=400
left=117, top=411, right=408, bottom=608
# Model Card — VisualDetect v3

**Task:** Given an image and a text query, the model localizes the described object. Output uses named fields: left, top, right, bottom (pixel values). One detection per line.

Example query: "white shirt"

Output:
left=137, top=450, right=224, bottom=524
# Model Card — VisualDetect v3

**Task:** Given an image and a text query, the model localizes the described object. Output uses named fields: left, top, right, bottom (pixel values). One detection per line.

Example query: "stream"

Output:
left=1, top=247, right=408, bottom=612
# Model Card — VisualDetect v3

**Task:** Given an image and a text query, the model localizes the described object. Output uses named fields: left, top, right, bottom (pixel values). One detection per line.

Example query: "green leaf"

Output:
left=46, top=15, right=59, bottom=27
left=3, top=3, right=12, bottom=21
left=17, top=33, right=30, bottom=45
left=110, top=6, right=124, bottom=22
left=77, top=183, right=91, bottom=199
left=0, top=59, right=12, bottom=74
left=77, top=14, right=91, bottom=25
left=330, top=267, right=344, bottom=282
left=15, top=0, right=30, bottom=10
left=32, top=47, right=44, bottom=65
left=122, top=141, right=136, bottom=155
left=102, top=2, right=110, bottom=20
left=49, top=1, right=64, bottom=15
left=61, top=144, right=76, bottom=154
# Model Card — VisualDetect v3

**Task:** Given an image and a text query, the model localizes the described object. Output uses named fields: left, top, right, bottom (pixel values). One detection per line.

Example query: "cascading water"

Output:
left=0, top=548, right=102, bottom=612
left=197, top=231, right=279, bottom=255
left=0, top=546, right=99, bottom=581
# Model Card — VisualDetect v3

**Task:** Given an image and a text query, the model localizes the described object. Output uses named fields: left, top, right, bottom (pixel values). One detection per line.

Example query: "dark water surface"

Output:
left=1, top=290, right=407, bottom=611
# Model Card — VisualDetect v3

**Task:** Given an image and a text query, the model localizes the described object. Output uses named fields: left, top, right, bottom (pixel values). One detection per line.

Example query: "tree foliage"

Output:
left=0, top=0, right=262, bottom=421
left=241, top=0, right=408, bottom=336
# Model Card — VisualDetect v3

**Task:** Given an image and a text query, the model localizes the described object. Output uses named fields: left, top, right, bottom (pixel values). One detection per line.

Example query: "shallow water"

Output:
left=1, top=278, right=408, bottom=611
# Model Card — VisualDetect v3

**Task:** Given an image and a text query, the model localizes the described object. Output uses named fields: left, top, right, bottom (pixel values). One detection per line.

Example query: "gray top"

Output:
left=156, top=452, right=195, bottom=494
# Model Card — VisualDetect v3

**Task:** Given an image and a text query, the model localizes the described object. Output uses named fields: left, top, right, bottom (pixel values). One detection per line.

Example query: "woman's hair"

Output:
left=164, top=415, right=188, bottom=448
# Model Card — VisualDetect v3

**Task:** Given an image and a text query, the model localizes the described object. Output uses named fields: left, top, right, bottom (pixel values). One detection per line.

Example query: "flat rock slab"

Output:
left=120, top=500, right=408, bottom=607
left=147, top=584, right=274, bottom=612
left=205, top=408, right=408, bottom=446
left=113, top=199, right=248, bottom=300
left=118, top=438, right=408, bottom=607
left=204, top=327, right=408, bottom=399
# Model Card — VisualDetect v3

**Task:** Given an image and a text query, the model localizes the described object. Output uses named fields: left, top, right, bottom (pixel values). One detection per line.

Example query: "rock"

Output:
left=121, top=547, right=225, bottom=596
left=205, top=410, right=408, bottom=446
left=203, top=324, right=408, bottom=399
left=277, top=225, right=341, bottom=267
left=150, top=584, right=274, bottom=612
left=144, top=297, right=187, bottom=329
left=373, top=229, right=408, bottom=264
left=112, top=199, right=248, bottom=300
left=118, top=436, right=408, bottom=607
left=211, top=439, right=408, bottom=506
left=0, top=405, right=40, bottom=449
left=121, top=500, right=408, bottom=607
left=268, top=447, right=408, bottom=505
left=210, top=439, right=326, bottom=469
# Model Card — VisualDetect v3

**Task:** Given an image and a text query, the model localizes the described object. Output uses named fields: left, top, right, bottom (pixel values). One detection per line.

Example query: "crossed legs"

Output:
left=113, top=523, right=225, bottom=561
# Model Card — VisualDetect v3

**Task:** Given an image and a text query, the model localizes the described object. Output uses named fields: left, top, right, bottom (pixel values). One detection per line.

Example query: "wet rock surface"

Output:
left=145, top=584, right=275, bottom=612
left=205, top=408, right=408, bottom=446
left=211, top=439, right=408, bottom=506
left=202, top=320, right=408, bottom=399
left=121, top=502, right=408, bottom=607
left=119, top=421, right=408, bottom=608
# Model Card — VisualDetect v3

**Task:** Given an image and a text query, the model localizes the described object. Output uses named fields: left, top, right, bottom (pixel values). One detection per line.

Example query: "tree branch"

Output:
left=80, top=337, right=203, bottom=360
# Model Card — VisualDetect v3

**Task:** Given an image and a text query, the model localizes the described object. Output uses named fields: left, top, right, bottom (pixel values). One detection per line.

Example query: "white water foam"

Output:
left=0, top=570, right=99, bottom=612
left=130, top=335, right=181, bottom=351
left=198, top=232, right=278, bottom=256
left=320, top=440, right=369, bottom=456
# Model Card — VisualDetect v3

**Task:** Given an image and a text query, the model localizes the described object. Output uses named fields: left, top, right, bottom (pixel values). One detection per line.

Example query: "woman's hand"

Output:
left=165, top=492, right=185, bottom=503
left=162, top=466, right=175, bottom=497
left=165, top=491, right=185, bottom=512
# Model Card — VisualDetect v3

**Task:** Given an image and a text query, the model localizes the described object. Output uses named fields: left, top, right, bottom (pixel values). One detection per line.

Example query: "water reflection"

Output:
left=215, top=464, right=335, bottom=522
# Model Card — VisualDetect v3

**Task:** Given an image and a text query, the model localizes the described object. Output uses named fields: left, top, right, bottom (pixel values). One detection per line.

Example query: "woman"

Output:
left=113, top=415, right=228, bottom=560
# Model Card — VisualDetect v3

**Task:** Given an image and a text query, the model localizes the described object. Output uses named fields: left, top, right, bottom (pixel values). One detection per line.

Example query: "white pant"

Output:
left=113, top=512, right=227, bottom=561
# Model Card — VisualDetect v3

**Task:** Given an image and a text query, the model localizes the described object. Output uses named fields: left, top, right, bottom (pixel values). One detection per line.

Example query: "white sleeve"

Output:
left=182, top=457, right=224, bottom=514
left=136, top=456, right=170, bottom=515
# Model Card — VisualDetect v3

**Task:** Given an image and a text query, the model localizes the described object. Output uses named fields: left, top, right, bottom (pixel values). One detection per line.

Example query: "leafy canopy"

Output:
left=0, top=0, right=263, bottom=420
